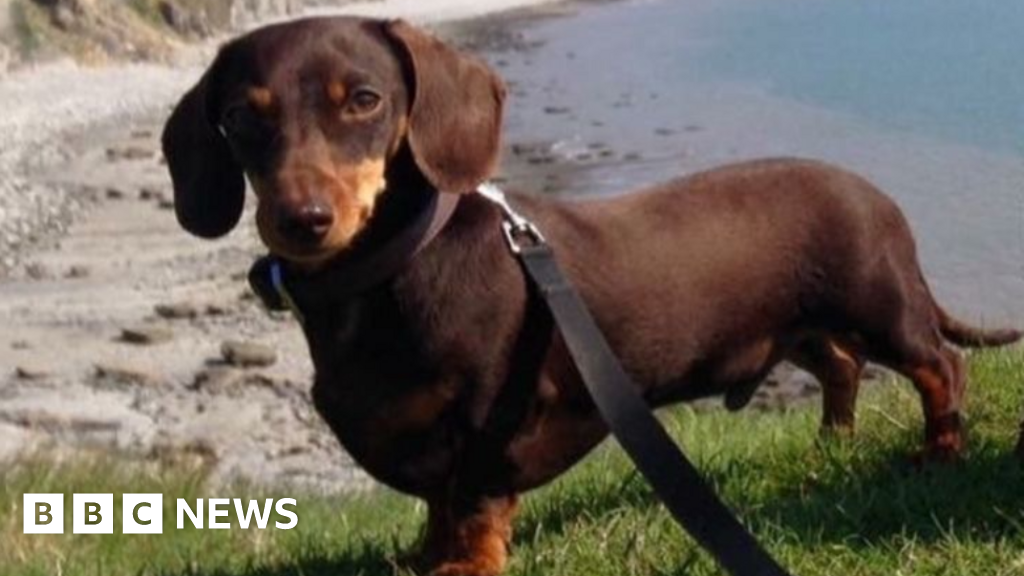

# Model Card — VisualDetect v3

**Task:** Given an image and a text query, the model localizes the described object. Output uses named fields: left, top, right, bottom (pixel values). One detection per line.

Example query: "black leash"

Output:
left=478, top=184, right=794, bottom=576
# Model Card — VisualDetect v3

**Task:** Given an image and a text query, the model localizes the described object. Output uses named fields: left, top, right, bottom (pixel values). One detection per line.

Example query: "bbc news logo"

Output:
left=23, top=494, right=298, bottom=534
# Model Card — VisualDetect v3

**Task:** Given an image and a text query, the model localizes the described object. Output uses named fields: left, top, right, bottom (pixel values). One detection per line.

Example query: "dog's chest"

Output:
left=303, top=298, right=464, bottom=494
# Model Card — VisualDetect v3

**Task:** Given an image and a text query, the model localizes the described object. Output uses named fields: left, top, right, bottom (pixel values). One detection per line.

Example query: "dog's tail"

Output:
left=937, top=306, right=1023, bottom=347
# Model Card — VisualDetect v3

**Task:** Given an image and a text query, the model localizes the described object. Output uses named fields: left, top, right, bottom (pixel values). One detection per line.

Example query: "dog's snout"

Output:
left=277, top=201, right=335, bottom=245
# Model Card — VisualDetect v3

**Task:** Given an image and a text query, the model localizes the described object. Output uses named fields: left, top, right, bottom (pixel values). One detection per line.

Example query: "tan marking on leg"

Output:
left=907, top=353, right=964, bottom=461
left=429, top=497, right=518, bottom=576
left=828, top=341, right=858, bottom=365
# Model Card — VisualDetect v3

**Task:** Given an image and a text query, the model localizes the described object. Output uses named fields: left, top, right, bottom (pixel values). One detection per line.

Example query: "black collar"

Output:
left=248, top=191, right=461, bottom=323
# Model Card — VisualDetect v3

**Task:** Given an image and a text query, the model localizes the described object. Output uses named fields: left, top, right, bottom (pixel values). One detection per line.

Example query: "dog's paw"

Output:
left=428, top=560, right=502, bottom=576
left=911, top=443, right=963, bottom=468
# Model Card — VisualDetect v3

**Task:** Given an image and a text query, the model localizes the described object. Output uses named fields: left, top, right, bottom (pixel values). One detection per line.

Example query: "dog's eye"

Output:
left=346, top=88, right=382, bottom=115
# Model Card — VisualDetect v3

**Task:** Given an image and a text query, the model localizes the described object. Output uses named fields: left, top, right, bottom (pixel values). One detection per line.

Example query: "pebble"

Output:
left=8, top=411, right=121, bottom=434
left=24, top=262, right=53, bottom=280
left=204, top=303, right=230, bottom=316
left=191, top=366, right=284, bottom=396
left=93, top=363, right=161, bottom=388
left=106, top=146, right=155, bottom=162
left=190, top=366, right=242, bottom=393
left=148, top=440, right=218, bottom=466
left=157, top=198, right=175, bottom=211
left=65, top=265, right=91, bottom=279
left=120, top=325, right=174, bottom=345
left=106, top=187, right=127, bottom=200
left=14, top=365, right=51, bottom=381
left=220, top=340, right=277, bottom=368
left=154, top=301, right=200, bottom=320
left=139, top=187, right=162, bottom=201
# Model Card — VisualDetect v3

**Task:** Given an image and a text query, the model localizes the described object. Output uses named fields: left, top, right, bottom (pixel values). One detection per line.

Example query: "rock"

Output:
left=50, top=3, right=78, bottom=31
left=138, top=187, right=163, bottom=201
left=527, top=155, right=555, bottom=166
left=93, top=363, right=161, bottom=388
left=543, top=106, right=570, bottom=115
left=24, top=262, right=53, bottom=280
left=14, top=365, right=51, bottom=381
left=106, top=146, right=154, bottom=162
left=10, top=340, right=32, bottom=350
left=154, top=301, right=200, bottom=320
left=6, top=410, right=120, bottom=434
left=220, top=340, right=277, bottom=368
left=204, top=303, right=230, bottom=316
left=623, top=152, right=642, bottom=162
left=106, top=187, right=126, bottom=200
left=654, top=127, right=676, bottom=137
left=157, top=198, right=175, bottom=211
left=149, top=439, right=218, bottom=466
left=190, top=366, right=242, bottom=393
left=158, top=0, right=214, bottom=37
left=191, top=366, right=285, bottom=396
left=65, top=265, right=91, bottom=278
left=119, top=325, right=174, bottom=345
left=78, top=185, right=101, bottom=202
left=0, top=44, right=10, bottom=76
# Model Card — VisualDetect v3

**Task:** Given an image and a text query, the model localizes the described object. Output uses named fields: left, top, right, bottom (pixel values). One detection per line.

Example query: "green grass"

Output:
left=3, top=348, right=1024, bottom=575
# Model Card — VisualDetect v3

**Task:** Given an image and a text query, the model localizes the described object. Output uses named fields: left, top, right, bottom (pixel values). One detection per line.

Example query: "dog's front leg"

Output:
left=426, top=494, right=518, bottom=576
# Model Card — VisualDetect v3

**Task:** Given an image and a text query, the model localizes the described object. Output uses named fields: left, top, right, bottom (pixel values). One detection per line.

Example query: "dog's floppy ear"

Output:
left=161, top=54, right=245, bottom=239
left=384, top=19, right=506, bottom=194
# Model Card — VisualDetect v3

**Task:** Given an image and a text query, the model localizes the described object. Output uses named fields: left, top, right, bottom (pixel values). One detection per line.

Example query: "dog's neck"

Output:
left=248, top=154, right=461, bottom=319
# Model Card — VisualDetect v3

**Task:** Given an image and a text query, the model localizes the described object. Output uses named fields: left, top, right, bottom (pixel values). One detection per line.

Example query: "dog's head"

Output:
left=162, top=17, right=505, bottom=265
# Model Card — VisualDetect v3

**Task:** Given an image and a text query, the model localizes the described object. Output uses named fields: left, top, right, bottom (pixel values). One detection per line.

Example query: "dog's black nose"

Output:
left=278, top=202, right=334, bottom=245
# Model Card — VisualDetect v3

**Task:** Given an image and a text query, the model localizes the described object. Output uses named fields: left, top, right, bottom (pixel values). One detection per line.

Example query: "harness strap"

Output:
left=483, top=185, right=794, bottom=576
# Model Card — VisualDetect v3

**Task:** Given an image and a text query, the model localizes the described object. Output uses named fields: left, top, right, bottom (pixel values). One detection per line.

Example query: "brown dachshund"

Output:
left=162, top=17, right=1021, bottom=576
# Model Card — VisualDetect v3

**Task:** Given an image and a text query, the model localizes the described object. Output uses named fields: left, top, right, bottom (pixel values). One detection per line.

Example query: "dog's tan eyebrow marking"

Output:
left=246, top=87, right=275, bottom=113
left=326, top=81, right=347, bottom=106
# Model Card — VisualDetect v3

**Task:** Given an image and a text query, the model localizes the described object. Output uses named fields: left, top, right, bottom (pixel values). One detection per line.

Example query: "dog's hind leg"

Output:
left=897, top=345, right=966, bottom=461
left=854, top=282, right=967, bottom=460
left=788, top=338, right=865, bottom=435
